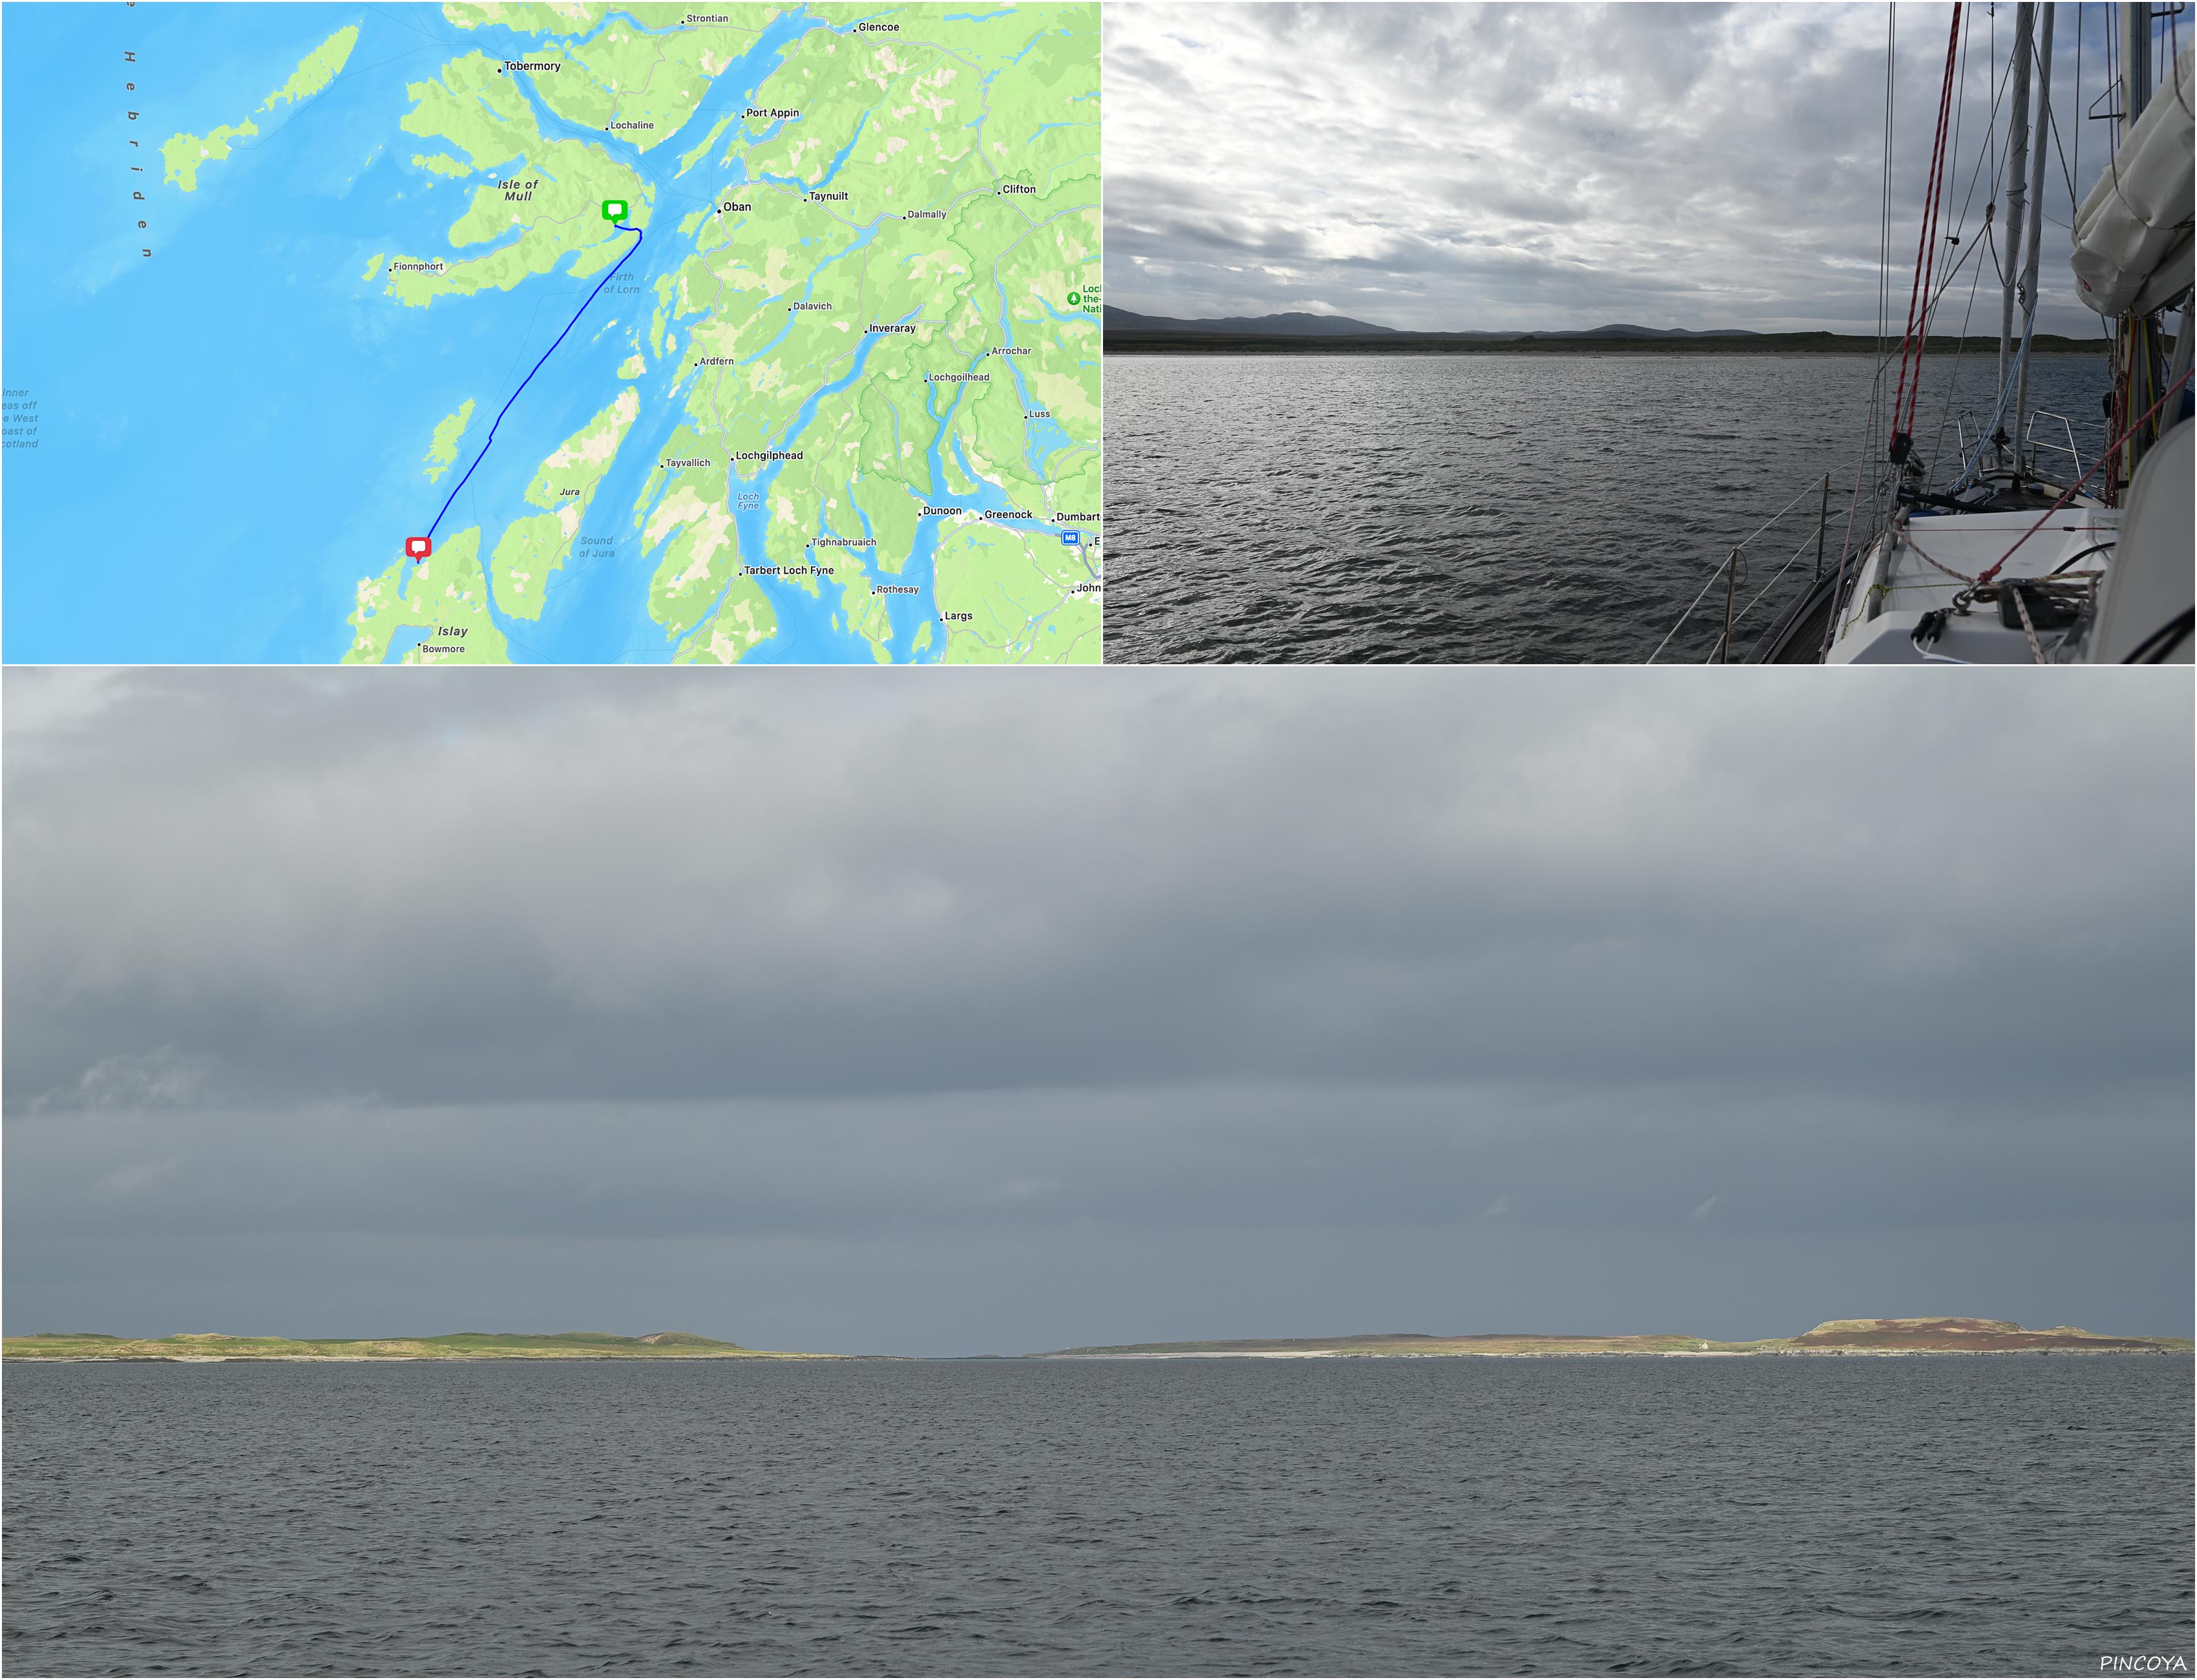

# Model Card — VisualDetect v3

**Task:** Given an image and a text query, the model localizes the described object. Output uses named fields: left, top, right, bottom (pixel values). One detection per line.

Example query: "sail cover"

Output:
left=2070, top=47, right=2194, bottom=317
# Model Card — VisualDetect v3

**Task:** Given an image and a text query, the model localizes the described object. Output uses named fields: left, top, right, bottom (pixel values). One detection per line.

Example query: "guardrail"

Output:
left=1953, top=407, right=2102, bottom=484
left=2023, top=410, right=2087, bottom=481
left=1646, top=473, right=1832, bottom=664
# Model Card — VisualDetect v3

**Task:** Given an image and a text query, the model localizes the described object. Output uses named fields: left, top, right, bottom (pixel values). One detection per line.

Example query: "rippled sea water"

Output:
left=1102, top=353, right=2115, bottom=664
left=6, top=1356, right=2190, bottom=1677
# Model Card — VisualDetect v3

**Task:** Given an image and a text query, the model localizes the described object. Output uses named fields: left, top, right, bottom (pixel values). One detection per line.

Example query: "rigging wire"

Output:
left=1842, top=0, right=1902, bottom=624
left=1913, top=8, right=2010, bottom=492
left=1890, top=5, right=1968, bottom=460
left=1917, top=5, right=2015, bottom=473
left=1926, top=215, right=2000, bottom=468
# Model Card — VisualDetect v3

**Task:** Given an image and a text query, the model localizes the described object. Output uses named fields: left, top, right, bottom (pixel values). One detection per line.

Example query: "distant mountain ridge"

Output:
left=1102, top=306, right=1761, bottom=340
left=1102, top=307, right=1402, bottom=335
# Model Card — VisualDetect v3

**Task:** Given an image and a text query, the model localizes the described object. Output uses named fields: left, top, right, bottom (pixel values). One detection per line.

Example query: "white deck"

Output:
left=1824, top=504, right=2119, bottom=663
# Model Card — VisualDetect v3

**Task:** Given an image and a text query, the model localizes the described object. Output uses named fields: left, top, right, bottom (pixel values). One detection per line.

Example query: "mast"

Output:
left=2122, top=1, right=2152, bottom=135
left=2012, top=3, right=2056, bottom=475
left=1997, top=3, right=2036, bottom=460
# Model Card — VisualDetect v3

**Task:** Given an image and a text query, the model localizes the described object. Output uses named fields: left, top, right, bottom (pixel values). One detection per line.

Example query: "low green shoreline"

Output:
left=1, top=1330, right=845, bottom=1362
left=10, top=1318, right=2185, bottom=1363
left=1034, top=1318, right=2192, bottom=1359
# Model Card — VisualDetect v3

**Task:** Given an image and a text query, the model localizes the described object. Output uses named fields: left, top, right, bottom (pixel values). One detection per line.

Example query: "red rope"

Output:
left=1973, top=365, right=2194, bottom=585
left=1891, top=5, right=1965, bottom=446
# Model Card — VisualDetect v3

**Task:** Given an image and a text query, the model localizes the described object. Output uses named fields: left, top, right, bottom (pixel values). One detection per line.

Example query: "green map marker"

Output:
left=601, top=198, right=627, bottom=222
left=1067, top=291, right=1080, bottom=306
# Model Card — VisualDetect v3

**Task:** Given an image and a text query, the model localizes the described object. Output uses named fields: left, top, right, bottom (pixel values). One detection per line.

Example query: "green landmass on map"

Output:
left=423, top=399, right=475, bottom=482
left=345, top=526, right=508, bottom=664
left=162, top=25, right=358, bottom=192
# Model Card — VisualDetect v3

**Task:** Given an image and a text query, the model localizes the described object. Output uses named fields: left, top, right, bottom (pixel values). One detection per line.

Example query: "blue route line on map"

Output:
left=426, top=223, right=642, bottom=541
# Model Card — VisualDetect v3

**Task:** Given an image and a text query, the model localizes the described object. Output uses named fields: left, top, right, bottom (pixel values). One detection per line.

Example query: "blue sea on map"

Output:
left=3, top=3, right=1069, bottom=662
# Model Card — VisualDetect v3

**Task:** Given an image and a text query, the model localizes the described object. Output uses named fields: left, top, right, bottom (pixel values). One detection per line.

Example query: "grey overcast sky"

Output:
left=1104, top=2, right=2156, bottom=333
left=6, top=668, right=2191, bottom=1354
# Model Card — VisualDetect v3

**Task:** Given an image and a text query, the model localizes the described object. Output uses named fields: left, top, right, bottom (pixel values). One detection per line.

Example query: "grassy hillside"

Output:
left=1785, top=1317, right=2187, bottom=1352
left=3, top=1330, right=836, bottom=1361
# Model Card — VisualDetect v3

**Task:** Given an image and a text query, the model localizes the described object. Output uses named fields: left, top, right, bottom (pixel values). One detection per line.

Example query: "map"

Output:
left=3, top=3, right=1100, bottom=663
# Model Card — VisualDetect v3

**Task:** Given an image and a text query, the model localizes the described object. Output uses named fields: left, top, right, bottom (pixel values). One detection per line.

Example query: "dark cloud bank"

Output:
left=5, top=669, right=2190, bottom=1352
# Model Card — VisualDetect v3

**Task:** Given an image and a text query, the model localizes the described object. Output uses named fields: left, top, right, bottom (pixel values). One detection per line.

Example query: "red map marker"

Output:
left=406, top=536, right=432, bottom=559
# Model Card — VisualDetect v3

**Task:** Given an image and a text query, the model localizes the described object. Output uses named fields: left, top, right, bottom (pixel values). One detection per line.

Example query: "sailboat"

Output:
left=1741, top=3, right=2193, bottom=664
